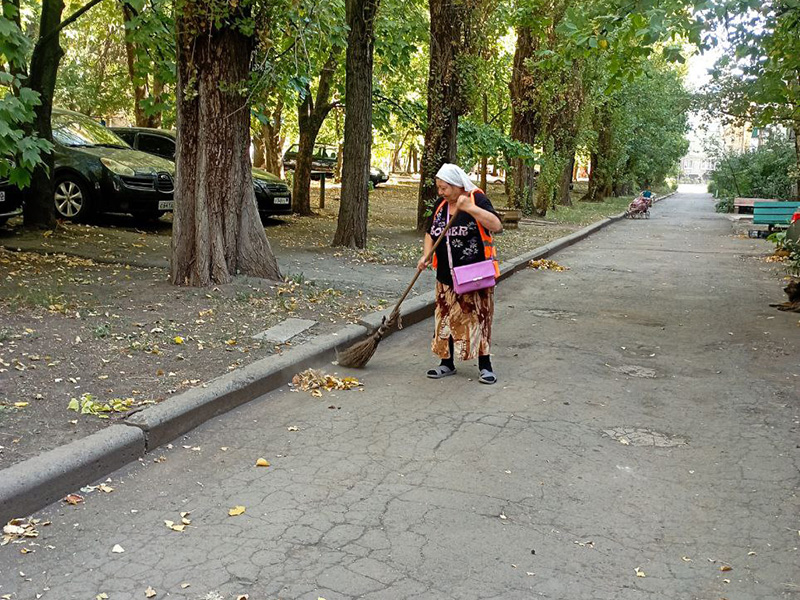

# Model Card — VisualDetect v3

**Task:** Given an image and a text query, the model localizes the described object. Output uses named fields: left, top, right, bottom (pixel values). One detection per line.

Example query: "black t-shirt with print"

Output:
left=428, top=192, right=498, bottom=286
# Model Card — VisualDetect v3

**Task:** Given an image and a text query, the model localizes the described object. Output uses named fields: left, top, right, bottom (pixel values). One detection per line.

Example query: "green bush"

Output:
left=715, top=197, right=734, bottom=213
left=708, top=137, right=796, bottom=200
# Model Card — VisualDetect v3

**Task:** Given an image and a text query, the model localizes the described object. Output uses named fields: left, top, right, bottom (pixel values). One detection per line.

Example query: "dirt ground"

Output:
left=0, top=176, right=632, bottom=468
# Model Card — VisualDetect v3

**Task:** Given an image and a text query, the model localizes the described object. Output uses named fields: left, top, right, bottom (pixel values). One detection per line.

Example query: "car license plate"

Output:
left=158, top=201, right=174, bottom=210
left=274, top=197, right=290, bottom=205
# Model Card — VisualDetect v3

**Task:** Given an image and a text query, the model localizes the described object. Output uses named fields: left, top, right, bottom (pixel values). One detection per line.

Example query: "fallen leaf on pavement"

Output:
left=635, top=567, right=645, bottom=578
left=229, top=506, right=246, bottom=517
left=164, top=520, right=186, bottom=532
left=145, top=586, right=157, bottom=598
left=681, top=556, right=692, bottom=562
left=98, top=484, right=114, bottom=493
left=180, top=583, right=190, bottom=589
left=2, top=518, right=41, bottom=544
left=287, top=426, right=299, bottom=432
left=96, top=594, right=109, bottom=600
left=63, top=494, right=84, bottom=505
left=720, top=565, right=732, bottom=572
left=111, top=544, right=125, bottom=553
left=256, top=458, right=270, bottom=467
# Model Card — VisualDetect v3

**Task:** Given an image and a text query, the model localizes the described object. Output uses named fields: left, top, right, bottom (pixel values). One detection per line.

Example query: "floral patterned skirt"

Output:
left=432, top=281, right=494, bottom=361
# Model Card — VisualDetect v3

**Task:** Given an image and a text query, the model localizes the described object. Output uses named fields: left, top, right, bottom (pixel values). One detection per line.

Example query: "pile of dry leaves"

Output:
left=529, top=259, right=569, bottom=271
left=289, top=368, right=363, bottom=398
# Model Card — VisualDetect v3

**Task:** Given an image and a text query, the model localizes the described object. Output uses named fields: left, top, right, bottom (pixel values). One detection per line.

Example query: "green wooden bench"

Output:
left=753, top=201, right=800, bottom=230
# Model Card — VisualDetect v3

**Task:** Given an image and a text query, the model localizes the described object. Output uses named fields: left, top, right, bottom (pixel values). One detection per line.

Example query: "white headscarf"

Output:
left=435, top=163, right=476, bottom=192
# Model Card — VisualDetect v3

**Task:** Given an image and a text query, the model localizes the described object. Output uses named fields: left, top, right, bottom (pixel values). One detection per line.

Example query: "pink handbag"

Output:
left=446, top=205, right=496, bottom=294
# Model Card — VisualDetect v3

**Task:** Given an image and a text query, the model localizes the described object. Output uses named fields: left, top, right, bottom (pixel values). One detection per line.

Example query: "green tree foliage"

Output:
left=708, top=136, right=796, bottom=201
left=54, top=0, right=132, bottom=118
left=0, top=0, right=52, bottom=188
left=701, top=0, right=799, bottom=192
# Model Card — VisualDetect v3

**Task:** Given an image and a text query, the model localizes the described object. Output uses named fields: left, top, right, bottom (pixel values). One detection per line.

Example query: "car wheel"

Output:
left=54, top=176, right=91, bottom=221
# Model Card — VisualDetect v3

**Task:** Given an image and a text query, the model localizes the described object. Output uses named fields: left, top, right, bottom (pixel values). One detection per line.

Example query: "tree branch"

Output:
left=35, top=0, right=107, bottom=48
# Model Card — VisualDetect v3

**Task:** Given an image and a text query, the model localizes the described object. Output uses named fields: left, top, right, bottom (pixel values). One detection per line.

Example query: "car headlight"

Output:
left=100, top=158, right=136, bottom=177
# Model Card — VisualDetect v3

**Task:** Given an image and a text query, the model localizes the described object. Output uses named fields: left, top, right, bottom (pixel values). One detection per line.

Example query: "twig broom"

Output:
left=337, top=215, right=456, bottom=368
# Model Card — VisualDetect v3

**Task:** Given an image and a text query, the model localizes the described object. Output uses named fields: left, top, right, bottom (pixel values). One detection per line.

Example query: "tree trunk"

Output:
left=480, top=93, right=488, bottom=191
left=252, top=129, right=266, bottom=168
left=121, top=3, right=163, bottom=128
left=332, top=0, right=380, bottom=248
left=415, top=0, right=465, bottom=231
left=23, top=0, right=65, bottom=230
left=293, top=123, right=315, bottom=215
left=793, top=120, right=800, bottom=199
left=263, top=98, right=284, bottom=176
left=171, top=5, right=280, bottom=286
left=146, top=76, right=164, bottom=128
left=293, top=53, right=338, bottom=216
left=558, top=153, right=575, bottom=206
left=581, top=104, right=613, bottom=202
left=391, top=131, right=409, bottom=173
left=509, top=26, right=538, bottom=212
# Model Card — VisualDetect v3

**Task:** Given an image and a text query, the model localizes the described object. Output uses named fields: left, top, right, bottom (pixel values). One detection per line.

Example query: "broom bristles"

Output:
left=336, top=330, right=381, bottom=368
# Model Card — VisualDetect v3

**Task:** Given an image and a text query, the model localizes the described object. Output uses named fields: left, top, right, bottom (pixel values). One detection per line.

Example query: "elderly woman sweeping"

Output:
left=417, top=163, right=502, bottom=384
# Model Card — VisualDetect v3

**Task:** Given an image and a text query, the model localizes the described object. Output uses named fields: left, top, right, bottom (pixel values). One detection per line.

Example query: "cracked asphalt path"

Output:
left=2, top=188, right=798, bottom=599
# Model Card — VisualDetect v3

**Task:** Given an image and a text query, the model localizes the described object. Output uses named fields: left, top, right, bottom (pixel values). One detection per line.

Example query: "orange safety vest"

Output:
left=431, top=188, right=500, bottom=277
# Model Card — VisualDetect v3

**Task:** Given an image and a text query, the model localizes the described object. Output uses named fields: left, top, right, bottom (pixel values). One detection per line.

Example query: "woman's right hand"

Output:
left=417, top=256, right=430, bottom=272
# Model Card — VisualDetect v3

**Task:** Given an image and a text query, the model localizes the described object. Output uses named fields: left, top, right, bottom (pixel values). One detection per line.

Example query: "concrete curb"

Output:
left=126, top=324, right=367, bottom=450
left=0, top=425, right=145, bottom=524
left=1, top=192, right=674, bottom=522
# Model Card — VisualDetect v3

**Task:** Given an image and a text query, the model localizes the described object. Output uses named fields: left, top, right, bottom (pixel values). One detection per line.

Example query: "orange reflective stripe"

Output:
left=429, top=190, right=499, bottom=276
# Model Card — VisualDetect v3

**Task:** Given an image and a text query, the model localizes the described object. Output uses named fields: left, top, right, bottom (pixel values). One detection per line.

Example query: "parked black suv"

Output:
left=111, top=127, right=292, bottom=218
left=50, top=109, right=176, bottom=221
left=282, top=144, right=389, bottom=186
left=0, top=179, right=23, bottom=226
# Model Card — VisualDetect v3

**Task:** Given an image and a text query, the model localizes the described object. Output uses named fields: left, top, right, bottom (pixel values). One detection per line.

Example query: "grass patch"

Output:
left=547, top=196, right=633, bottom=226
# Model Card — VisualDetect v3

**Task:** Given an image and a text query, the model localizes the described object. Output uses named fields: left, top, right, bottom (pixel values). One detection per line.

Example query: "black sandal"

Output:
left=427, top=365, right=457, bottom=379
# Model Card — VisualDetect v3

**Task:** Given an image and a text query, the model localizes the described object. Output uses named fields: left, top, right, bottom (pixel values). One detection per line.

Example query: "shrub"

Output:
left=715, top=197, right=734, bottom=213
left=708, top=137, right=796, bottom=200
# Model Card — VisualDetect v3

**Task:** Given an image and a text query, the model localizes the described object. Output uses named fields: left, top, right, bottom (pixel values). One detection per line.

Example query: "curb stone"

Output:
left=125, top=324, right=367, bottom=450
left=0, top=193, right=673, bottom=522
left=0, top=425, right=145, bottom=524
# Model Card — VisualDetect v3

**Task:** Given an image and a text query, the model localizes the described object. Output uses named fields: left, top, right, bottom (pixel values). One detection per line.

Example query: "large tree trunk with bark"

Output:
left=509, top=26, right=538, bottom=212
left=415, top=0, right=468, bottom=231
left=171, top=4, right=280, bottom=286
left=293, top=53, right=338, bottom=216
left=333, top=0, right=379, bottom=248
left=23, top=0, right=65, bottom=230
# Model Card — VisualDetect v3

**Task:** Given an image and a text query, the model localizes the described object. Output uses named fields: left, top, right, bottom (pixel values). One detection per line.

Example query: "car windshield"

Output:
left=52, top=113, right=129, bottom=149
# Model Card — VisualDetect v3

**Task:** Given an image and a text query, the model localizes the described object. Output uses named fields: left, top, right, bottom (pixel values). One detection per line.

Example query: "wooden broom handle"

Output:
left=388, top=213, right=456, bottom=321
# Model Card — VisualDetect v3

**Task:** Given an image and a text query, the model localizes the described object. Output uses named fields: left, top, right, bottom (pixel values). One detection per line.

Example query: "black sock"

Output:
left=478, top=355, right=492, bottom=371
left=440, top=337, right=455, bottom=370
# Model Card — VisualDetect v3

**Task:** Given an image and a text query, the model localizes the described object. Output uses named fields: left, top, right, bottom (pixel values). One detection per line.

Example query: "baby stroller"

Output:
left=627, top=195, right=650, bottom=219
